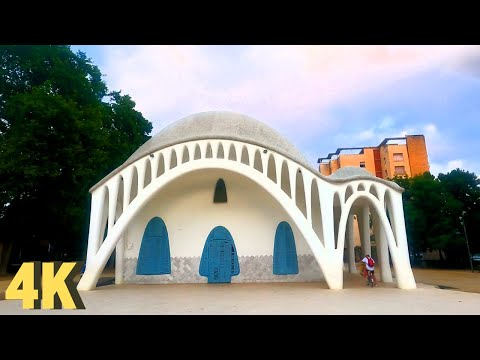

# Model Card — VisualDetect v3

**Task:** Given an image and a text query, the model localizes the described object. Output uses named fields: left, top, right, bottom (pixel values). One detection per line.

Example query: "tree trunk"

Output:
left=0, top=242, right=13, bottom=275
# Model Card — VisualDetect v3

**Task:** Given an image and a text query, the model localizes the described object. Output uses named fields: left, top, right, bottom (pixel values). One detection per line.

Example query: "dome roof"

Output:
left=123, top=111, right=311, bottom=168
left=328, top=166, right=376, bottom=179
left=90, top=111, right=404, bottom=192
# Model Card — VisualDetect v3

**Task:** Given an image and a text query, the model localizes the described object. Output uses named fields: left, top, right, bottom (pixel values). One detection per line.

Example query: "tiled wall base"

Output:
left=123, top=254, right=324, bottom=284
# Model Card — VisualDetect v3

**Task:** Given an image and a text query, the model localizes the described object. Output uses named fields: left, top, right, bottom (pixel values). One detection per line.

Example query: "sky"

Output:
left=72, top=45, right=480, bottom=176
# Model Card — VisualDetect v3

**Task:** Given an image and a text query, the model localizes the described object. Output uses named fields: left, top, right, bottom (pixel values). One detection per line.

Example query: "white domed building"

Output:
left=77, top=111, right=416, bottom=291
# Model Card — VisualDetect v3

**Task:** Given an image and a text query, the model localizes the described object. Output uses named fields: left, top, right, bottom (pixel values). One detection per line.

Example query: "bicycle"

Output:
left=366, top=270, right=376, bottom=287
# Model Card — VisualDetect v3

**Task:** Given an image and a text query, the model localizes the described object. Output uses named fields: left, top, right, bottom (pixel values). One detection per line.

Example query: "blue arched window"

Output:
left=136, top=217, right=171, bottom=275
left=273, top=221, right=299, bottom=275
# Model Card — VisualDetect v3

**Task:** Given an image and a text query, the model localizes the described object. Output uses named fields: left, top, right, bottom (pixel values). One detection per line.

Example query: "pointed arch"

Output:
left=217, top=143, right=225, bottom=159
left=144, top=159, right=152, bottom=188
left=182, top=145, right=190, bottom=163
left=205, top=143, right=213, bottom=158
left=199, top=226, right=240, bottom=283
left=336, top=192, right=416, bottom=289
left=194, top=144, right=201, bottom=160
left=170, top=149, right=178, bottom=169
left=241, top=146, right=249, bottom=165
left=345, top=185, right=354, bottom=203
left=116, top=175, right=124, bottom=219
left=213, top=178, right=228, bottom=203
left=157, top=154, right=165, bottom=177
left=280, top=161, right=291, bottom=197
left=369, top=184, right=379, bottom=200
left=333, top=192, right=341, bottom=249
left=101, top=185, right=110, bottom=241
left=136, top=217, right=171, bottom=275
left=273, top=221, right=299, bottom=275
left=267, top=154, right=277, bottom=183
left=311, top=179, right=324, bottom=246
left=130, top=166, right=138, bottom=203
left=228, top=143, right=237, bottom=161
left=295, top=169, right=307, bottom=217
left=384, top=190, right=397, bottom=246
left=253, top=149, right=263, bottom=172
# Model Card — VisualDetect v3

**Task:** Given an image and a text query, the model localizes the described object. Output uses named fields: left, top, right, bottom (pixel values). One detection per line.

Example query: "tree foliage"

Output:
left=392, top=169, right=480, bottom=266
left=0, top=45, right=152, bottom=269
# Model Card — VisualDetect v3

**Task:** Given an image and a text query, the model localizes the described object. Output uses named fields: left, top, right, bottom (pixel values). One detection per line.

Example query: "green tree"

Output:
left=0, top=45, right=152, bottom=273
left=392, top=173, right=461, bottom=264
left=438, top=169, right=480, bottom=257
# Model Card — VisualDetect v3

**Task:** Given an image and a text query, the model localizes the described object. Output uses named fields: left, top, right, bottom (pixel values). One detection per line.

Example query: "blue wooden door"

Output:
left=273, top=221, right=299, bottom=275
left=199, top=226, right=240, bottom=283
left=136, top=217, right=171, bottom=275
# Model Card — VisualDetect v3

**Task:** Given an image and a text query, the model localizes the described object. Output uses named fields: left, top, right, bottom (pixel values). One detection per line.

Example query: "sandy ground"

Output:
left=0, top=268, right=479, bottom=314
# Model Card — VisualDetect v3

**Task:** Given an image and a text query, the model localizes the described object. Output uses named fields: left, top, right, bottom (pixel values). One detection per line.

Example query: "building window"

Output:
left=213, top=178, right=227, bottom=203
left=395, top=166, right=406, bottom=175
left=393, top=153, right=404, bottom=161
left=384, top=157, right=386, bottom=165
left=359, top=162, right=365, bottom=168
left=385, top=170, right=388, bottom=176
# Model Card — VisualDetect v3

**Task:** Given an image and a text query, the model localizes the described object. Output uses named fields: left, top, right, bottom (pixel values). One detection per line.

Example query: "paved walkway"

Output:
left=1, top=269, right=479, bottom=314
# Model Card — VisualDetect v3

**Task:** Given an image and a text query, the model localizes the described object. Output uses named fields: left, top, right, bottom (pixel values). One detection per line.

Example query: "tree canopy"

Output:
left=392, top=169, right=480, bottom=266
left=0, top=45, right=152, bottom=271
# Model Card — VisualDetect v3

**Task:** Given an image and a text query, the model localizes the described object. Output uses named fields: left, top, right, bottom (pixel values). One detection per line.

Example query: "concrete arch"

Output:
left=194, top=144, right=201, bottom=160
left=336, top=192, right=416, bottom=289
left=182, top=145, right=190, bottom=163
left=170, top=149, right=178, bottom=169
left=333, top=192, right=341, bottom=249
left=345, top=185, right=354, bottom=203
left=101, top=185, right=110, bottom=242
left=116, top=175, right=124, bottom=219
left=369, top=183, right=380, bottom=200
left=295, top=169, right=307, bottom=217
left=241, top=146, right=249, bottom=165
left=130, top=166, right=139, bottom=203
left=217, top=142, right=225, bottom=159
left=228, top=143, right=237, bottom=161
left=267, top=154, right=277, bottom=183
left=205, top=143, right=213, bottom=158
left=144, top=158, right=152, bottom=188
left=253, top=149, right=263, bottom=173
left=280, top=161, right=291, bottom=198
left=384, top=189, right=397, bottom=247
left=78, top=157, right=343, bottom=291
left=311, top=178, right=324, bottom=247
left=157, top=154, right=165, bottom=177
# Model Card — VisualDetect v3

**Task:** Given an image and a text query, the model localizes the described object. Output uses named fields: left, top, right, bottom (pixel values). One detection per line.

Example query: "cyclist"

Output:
left=361, top=254, right=378, bottom=287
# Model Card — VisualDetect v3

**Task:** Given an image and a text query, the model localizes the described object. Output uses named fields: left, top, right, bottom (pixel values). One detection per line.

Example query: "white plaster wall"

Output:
left=123, top=168, right=314, bottom=259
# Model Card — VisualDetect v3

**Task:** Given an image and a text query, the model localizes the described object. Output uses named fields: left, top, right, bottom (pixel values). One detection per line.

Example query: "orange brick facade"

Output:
left=405, top=135, right=430, bottom=176
left=318, top=135, right=429, bottom=179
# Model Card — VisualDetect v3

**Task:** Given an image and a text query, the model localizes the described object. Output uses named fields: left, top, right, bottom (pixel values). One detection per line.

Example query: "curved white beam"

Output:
left=80, top=139, right=415, bottom=291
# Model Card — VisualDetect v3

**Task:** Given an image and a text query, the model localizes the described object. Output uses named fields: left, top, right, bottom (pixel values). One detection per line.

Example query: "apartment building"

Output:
left=318, top=135, right=429, bottom=178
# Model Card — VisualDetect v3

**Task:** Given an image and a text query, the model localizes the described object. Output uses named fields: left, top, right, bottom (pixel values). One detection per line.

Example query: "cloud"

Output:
left=99, top=45, right=480, bottom=134
left=430, top=160, right=464, bottom=176
left=379, top=116, right=395, bottom=129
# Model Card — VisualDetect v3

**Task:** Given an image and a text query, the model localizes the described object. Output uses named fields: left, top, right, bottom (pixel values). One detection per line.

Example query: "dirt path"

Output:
left=1, top=267, right=479, bottom=301
left=411, top=267, right=480, bottom=294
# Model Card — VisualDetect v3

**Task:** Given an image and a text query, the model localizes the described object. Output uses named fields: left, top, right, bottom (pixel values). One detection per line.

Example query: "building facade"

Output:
left=318, top=135, right=429, bottom=178
left=77, top=111, right=416, bottom=292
